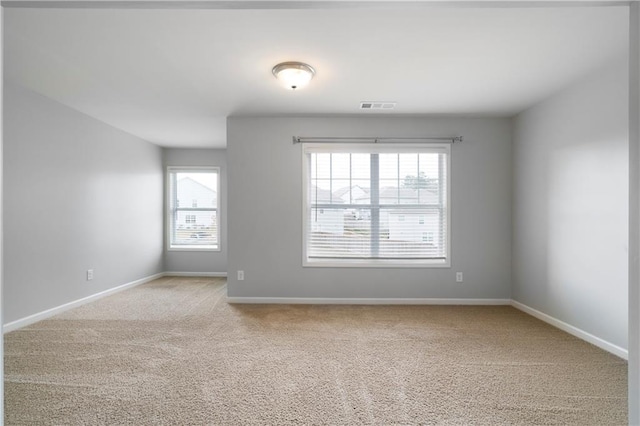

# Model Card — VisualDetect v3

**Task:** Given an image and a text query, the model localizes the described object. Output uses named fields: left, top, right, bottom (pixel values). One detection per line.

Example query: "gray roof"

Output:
left=332, top=185, right=370, bottom=199
left=311, top=186, right=343, bottom=203
left=355, top=187, right=439, bottom=203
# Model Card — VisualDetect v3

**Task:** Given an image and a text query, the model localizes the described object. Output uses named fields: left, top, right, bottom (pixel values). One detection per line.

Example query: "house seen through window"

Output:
left=168, top=167, right=220, bottom=250
left=303, top=144, right=450, bottom=266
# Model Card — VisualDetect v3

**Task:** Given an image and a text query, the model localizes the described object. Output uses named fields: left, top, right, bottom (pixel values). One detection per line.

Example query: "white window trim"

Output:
left=167, top=166, right=221, bottom=252
left=301, top=143, right=451, bottom=268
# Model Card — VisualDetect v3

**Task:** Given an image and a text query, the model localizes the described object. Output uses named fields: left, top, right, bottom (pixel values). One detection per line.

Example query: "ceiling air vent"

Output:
left=360, top=101, right=396, bottom=110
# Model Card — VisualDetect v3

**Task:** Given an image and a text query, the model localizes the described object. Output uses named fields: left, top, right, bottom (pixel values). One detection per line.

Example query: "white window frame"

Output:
left=302, top=143, right=451, bottom=268
left=167, top=166, right=221, bottom=252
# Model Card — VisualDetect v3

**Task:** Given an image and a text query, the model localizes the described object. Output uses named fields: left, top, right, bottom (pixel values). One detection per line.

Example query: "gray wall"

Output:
left=227, top=116, right=512, bottom=299
left=163, top=148, right=227, bottom=274
left=3, top=81, right=164, bottom=324
left=629, top=2, right=640, bottom=422
left=512, top=58, right=629, bottom=349
left=1, top=7, right=5, bottom=417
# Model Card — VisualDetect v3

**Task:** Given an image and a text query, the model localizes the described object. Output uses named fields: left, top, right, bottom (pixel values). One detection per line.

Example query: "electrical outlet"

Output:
left=237, top=270, right=244, bottom=281
left=456, top=272, right=463, bottom=283
left=87, top=269, right=94, bottom=281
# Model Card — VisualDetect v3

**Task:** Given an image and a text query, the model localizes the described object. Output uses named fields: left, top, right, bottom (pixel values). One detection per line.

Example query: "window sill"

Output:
left=303, top=258, right=450, bottom=268
left=168, top=246, right=220, bottom=252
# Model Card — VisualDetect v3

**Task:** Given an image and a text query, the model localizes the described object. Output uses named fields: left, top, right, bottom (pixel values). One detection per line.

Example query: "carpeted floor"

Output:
left=4, top=277, right=628, bottom=425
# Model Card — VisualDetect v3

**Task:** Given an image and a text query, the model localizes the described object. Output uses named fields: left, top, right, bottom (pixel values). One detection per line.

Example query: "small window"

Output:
left=168, top=167, right=220, bottom=251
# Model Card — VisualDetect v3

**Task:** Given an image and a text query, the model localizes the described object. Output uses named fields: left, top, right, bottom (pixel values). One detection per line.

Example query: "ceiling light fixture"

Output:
left=272, top=62, right=315, bottom=90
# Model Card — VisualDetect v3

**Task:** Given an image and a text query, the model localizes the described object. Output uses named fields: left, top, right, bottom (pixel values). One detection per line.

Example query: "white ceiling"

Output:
left=4, top=3, right=629, bottom=148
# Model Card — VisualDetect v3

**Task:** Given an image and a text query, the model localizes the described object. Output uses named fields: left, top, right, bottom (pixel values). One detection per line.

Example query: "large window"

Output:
left=303, top=144, right=450, bottom=266
left=168, top=167, right=220, bottom=250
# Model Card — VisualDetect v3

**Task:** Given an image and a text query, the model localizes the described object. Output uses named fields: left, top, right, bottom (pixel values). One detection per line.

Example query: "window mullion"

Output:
left=417, top=154, right=420, bottom=203
left=349, top=154, right=353, bottom=204
left=438, top=153, right=445, bottom=255
left=329, top=153, right=333, bottom=203
left=371, top=154, right=380, bottom=257
left=171, top=172, right=178, bottom=246
left=397, top=153, right=400, bottom=203
left=314, top=154, right=318, bottom=223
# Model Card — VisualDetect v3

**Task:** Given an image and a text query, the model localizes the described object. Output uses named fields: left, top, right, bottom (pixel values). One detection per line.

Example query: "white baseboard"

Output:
left=510, top=300, right=628, bottom=360
left=3, top=273, right=165, bottom=334
left=227, top=297, right=511, bottom=306
left=5, top=275, right=627, bottom=362
left=163, top=271, right=227, bottom=277
left=3, top=271, right=227, bottom=333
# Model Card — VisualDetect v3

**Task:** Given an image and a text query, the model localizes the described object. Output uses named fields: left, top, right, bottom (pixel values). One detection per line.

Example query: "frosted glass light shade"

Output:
left=272, top=62, right=315, bottom=90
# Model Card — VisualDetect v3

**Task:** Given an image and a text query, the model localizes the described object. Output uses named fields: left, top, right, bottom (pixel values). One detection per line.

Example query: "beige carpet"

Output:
left=4, top=277, right=627, bottom=425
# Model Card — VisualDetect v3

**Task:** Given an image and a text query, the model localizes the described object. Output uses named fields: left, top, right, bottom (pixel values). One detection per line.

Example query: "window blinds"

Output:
left=304, top=144, right=450, bottom=263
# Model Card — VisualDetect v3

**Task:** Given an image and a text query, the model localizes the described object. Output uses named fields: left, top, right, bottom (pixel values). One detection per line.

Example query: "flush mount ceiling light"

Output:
left=272, top=62, right=315, bottom=90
